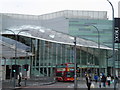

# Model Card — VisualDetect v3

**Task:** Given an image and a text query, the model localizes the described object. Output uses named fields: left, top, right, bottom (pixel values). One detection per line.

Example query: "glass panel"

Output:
left=67, top=64, right=74, bottom=67
left=66, top=72, right=74, bottom=77
left=56, top=64, right=66, bottom=68
left=56, top=72, right=63, bottom=77
left=81, top=50, right=87, bottom=65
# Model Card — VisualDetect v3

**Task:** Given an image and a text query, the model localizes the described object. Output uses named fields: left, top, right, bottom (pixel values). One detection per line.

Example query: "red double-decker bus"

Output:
left=55, top=63, right=75, bottom=81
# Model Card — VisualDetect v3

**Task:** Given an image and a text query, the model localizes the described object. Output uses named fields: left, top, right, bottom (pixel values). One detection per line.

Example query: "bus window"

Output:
left=66, top=72, right=74, bottom=78
left=56, top=72, right=63, bottom=77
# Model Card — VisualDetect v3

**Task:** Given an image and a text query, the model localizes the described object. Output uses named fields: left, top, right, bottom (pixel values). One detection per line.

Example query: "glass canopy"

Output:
left=2, top=25, right=113, bottom=58
left=0, top=36, right=32, bottom=58
left=3, top=25, right=112, bottom=50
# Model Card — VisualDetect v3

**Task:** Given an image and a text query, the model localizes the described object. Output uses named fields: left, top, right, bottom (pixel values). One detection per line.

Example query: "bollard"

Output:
left=24, top=77, right=27, bottom=86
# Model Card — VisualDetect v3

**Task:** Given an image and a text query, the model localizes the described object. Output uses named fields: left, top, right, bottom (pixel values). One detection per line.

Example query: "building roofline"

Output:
left=1, top=10, right=108, bottom=20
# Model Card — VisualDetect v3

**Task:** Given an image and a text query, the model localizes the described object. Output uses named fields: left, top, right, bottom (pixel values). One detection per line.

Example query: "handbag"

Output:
left=90, top=83, right=95, bottom=88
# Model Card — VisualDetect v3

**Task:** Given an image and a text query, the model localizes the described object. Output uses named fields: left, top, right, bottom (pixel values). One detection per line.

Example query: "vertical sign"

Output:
left=114, top=18, right=120, bottom=43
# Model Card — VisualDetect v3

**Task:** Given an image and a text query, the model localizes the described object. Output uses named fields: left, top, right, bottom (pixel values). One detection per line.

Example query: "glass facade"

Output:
left=69, top=19, right=113, bottom=48
left=1, top=32, right=111, bottom=78
left=12, top=35, right=110, bottom=77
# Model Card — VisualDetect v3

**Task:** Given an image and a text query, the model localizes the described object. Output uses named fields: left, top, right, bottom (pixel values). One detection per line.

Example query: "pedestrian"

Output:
left=114, top=76, right=119, bottom=87
left=94, top=74, right=98, bottom=83
left=101, top=75, right=106, bottom=87
left=111, top=75, right=114, bottom=83
left=17, top=73, right=22, bottom=86
left=86, top=74, right=92, bottom=90
left=99, top=73, right=103, bottom=88
left=107, top=75, right=111, bottom=86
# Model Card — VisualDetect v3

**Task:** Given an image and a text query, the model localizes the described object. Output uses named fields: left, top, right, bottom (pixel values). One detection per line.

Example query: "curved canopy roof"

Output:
left=0, top=36, right=32, bottom=58
left=2, top=25, right=112, bottom=50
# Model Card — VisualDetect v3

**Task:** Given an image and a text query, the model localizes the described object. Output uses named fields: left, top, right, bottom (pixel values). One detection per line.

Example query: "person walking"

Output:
left=107, top=75, right=111, bottom=86
left=101, top=75, right=106, bottom=87
left=114, top=76, right=119, bottom=88
left=99, top=73, right=103, bottom=88
left=17, top=73, right=22, bottom=86
left=94, top=74, right=98, bottom=83
left=86, top=74, right=92, bottom=90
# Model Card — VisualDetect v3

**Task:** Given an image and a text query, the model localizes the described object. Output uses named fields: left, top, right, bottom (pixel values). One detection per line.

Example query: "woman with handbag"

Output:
left=107, top=75, right=111, bottom=86
left=86, top=74, right=92, bottom=90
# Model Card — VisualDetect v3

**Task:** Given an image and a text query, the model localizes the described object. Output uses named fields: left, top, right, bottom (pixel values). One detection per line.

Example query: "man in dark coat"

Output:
left=86, top=74, right=92, bottom=90
left=18, top=73, right=22, bottom=86
left=101, top=75, right=106, bottom=87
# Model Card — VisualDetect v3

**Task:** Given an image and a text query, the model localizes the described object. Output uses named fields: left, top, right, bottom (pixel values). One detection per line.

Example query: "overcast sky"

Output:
left=0, top=0, right=119, bottom=19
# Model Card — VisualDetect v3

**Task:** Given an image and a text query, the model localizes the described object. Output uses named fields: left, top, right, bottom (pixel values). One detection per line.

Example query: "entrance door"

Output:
left=6, top=65, right=11, bottom=79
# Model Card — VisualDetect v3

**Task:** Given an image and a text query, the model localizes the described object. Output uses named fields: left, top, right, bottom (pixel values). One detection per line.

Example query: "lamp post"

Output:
left=90, top=25, right=100, bottom=72
left=4, top=29, right=29, bottom=87
left=106, top=0, right=116, bottom=90
left=69, top=36, right=77, bottom=89
left=90, top=25, right=101, bottom=87
left=85, top=24, right=101, bottom=87
left=24, top=48, right=30, bottom=86
left=85, top=25, right=100, bottom=68
left=74, top=37, right=77, bottom=89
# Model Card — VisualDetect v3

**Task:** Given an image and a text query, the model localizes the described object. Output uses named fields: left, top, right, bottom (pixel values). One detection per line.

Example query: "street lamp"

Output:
left=89, top=25, right=100, bottom=74
left=90, top=25, right=101, bottom=88
left=69, top=36, right=77, bottom=89
left=4, top=29, right=29, bottom=87
left=106, top=0, right=116, bottom=90
left=85, top=25, right=100, bottom=61
left=24, top=48, right=30, bottom=86
left=74, top=37, right=77, bottom=89
left=84, top=25, right=101, bottom=87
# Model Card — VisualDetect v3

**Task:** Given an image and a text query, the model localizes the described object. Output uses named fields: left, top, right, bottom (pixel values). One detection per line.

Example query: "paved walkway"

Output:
left=1, top=77, right=120, bottom=90
left=1, top=77, right=56, bottom=89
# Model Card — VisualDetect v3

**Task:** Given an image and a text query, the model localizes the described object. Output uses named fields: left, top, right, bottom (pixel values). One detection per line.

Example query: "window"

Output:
left=66, top=72, right=74, bottom=77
